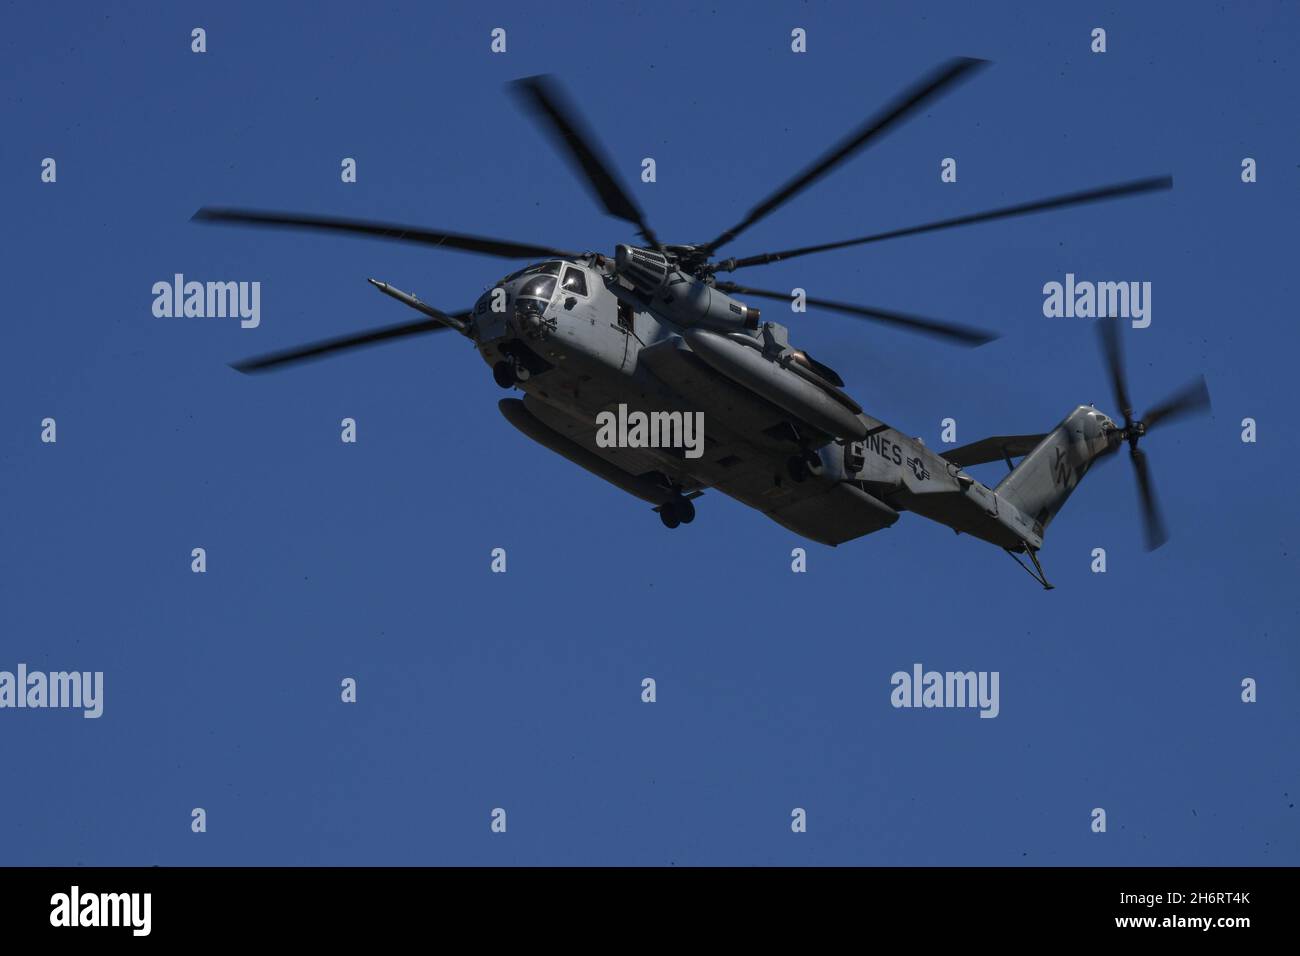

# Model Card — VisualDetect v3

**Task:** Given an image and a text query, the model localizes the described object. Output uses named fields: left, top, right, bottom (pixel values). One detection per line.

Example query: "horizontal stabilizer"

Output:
left=941, top=434, right=1047, bottom=468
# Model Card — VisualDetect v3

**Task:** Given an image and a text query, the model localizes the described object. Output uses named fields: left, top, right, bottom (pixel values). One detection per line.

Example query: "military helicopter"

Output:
left=194, top=58, right=1210, bottom=588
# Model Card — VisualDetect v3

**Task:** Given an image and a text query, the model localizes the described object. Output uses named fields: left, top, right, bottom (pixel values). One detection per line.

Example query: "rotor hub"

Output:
left=1123, top=420, right=1146, bottom=451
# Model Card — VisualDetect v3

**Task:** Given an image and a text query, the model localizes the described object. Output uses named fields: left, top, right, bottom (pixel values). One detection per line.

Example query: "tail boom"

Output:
left=993, top=405, right=1119, bottom=535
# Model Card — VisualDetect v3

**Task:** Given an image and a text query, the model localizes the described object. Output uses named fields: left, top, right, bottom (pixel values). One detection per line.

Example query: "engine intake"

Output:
left=614, top=244, right=670, bottom=296
left=614, top=244, right=760, bottom=333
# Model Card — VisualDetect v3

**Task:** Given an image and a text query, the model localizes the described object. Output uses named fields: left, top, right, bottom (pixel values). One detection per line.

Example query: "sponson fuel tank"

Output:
left=682, top=328, right=868, bottom=442
left=498, top=398, right=674, bottom=507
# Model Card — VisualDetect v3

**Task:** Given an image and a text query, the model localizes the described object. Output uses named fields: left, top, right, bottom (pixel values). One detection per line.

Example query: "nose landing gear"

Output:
left=492, top=361, right=517, bottom=389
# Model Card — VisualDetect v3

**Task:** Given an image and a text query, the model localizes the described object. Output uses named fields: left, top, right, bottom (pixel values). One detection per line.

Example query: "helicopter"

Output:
left=193, top=57, right=1210, bottom=589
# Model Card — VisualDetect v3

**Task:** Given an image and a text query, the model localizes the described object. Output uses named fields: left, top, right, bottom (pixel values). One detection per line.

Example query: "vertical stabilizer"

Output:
left=994, top=406, right=1118, bottom=533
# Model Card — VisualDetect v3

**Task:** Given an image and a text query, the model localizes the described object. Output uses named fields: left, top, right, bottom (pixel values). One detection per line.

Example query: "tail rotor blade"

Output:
left=1096, top=321, right=1134, bottom=422
left=1130, top=447, right=1168, bottom=551
left=1143, top=376, right=1211, bottom=430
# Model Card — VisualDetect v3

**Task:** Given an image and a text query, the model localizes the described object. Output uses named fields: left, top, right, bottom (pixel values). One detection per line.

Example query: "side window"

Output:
left=562, top=267, right=588, bottom=297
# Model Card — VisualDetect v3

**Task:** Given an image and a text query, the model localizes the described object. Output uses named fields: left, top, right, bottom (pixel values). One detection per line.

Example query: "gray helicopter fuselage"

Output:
left=469, top=256, right=1118, bottom=550
left=203, top=63, right=1198, bottom=579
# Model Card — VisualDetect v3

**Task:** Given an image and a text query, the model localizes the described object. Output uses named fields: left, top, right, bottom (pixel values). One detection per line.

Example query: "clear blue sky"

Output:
left=2, top=1, right=1297, bottom=865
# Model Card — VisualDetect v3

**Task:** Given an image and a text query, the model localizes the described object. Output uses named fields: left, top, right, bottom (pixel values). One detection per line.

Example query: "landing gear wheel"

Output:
left=659, top=508, right=681, bottom=529
left=675, top=497, right=695, bottom=524
left=492, top=361, right=517, bottom=389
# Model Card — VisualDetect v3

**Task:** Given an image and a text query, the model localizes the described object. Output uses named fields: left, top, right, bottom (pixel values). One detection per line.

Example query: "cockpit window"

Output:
left=518, top=274, right=556, bottom=300
left=500, top=261, right=563, bottom=284
left=562, top=267, right=588, bottom=296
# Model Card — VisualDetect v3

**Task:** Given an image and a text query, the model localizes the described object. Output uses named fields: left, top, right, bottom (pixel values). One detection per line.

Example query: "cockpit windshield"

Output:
left=501, top=261, right=563, bottom=285
left=518, top=274, right=557, bottom=300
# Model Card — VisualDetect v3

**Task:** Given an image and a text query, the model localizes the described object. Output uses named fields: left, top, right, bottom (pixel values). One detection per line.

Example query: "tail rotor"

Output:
left=1096, top=322, right=1212, bottom=550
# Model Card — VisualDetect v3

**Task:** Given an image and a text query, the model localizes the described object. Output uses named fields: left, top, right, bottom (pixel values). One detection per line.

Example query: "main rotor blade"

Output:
left=1143, top=376, right=1211, bottom=430
left=1130, top=447, right=1168, bottom=551
left=231, top=312, right=469, bottom=374
left=1096, top=320, right=1134, bottom=422
left=703, top=57, right=988, bottom=254
left=721, top=176, right=1173, bottom=271
left=511, top=75, right=660, bottom=249
left=716, top=282, right=996, bottom=346
left=193, top=208, right=576, bottom=260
